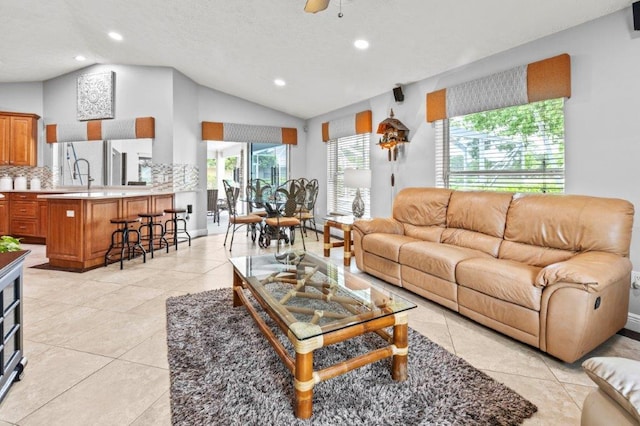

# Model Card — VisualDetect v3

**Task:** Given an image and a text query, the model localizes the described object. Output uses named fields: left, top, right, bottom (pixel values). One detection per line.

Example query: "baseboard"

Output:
left=191, top=228, right=209, bottom=238
left=625, top=312, right=640, bottom=334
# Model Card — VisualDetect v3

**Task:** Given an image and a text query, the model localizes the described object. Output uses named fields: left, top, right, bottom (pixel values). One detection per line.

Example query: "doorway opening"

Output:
left=206, top=141, right=289, bottom=233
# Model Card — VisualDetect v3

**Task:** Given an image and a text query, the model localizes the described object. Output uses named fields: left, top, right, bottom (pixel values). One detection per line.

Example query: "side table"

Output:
left=323, top=214, right=361, bottom=266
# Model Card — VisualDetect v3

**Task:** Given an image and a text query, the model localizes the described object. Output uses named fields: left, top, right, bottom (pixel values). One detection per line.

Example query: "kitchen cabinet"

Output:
left=44, top=192, right=175, bottom=271
left=0, top=112, right=40, bottom=166
left=0, top=195, right=8, bottom=235
left=8, top=192, right=58, bottom=244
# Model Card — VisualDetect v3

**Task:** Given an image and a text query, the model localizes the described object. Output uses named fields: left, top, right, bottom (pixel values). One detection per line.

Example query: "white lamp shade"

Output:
left=344, top=169, right=371, bottom=189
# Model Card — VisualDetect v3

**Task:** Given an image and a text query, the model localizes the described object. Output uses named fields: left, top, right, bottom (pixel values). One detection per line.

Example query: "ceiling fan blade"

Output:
left=304, top=0, right=330, bottom=13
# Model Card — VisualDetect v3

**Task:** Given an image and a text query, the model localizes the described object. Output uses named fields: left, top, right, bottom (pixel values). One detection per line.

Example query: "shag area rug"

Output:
left=166, top=288, right=537, bottom=425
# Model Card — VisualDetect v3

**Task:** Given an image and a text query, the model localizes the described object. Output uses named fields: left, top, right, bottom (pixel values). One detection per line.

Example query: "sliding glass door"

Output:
left=249, top=143, right=288, bottom=185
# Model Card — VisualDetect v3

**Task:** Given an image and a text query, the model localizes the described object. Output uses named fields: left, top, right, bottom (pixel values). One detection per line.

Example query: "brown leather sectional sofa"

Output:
left=352, top=188, right=635, bottom=363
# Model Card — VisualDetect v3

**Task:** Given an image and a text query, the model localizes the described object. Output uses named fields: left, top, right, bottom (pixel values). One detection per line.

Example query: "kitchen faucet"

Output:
left=73, top=158, right=94, bottom=190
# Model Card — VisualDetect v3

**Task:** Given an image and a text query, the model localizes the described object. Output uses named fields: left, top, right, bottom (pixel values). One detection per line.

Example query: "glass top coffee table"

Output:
left=230, top=251, right=416, bottom=419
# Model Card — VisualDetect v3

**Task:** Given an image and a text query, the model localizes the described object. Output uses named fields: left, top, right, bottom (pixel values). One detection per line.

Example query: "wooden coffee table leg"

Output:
left=323, top=222, right=331, bottom=257
left=233, top=269, right=243, bottom=307
left=294, top=351, right=314, bottom=419
left=342, top=225, right=351, bottom=267
left=392, top=313, right=409, bottom=381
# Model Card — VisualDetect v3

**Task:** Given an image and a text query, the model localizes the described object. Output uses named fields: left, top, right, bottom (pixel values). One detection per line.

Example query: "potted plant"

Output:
left=0, top=236, right=22, bottom=253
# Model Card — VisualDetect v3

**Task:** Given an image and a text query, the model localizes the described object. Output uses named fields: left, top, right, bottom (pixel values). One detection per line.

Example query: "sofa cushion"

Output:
left=583, top=357, right=640, bottom=424
left=441, top=228, right=503, bottom=257
left=457, top=258, right=542, bottom=311
left=392, top=187, right=452, bottom=227
left=403, top=224, right=445, bottom=242
left=361, top=233, right=418, bottom=263
left=446, top=191, right=513, bottom=238
left=399, top=241, right=491, bottom=282
left=499, top=240, right=575, bottom=268
left=504, top=193, right=634, bottom=257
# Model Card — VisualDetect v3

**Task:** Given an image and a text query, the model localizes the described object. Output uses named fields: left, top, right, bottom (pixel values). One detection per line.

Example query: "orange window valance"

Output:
left=46, top=117, right=155, bottom=143
left=321, top=110, right=372, bottom=142
left=426, top=54, right=571, bottom=122
left=202, top=121, right=297, bottom=145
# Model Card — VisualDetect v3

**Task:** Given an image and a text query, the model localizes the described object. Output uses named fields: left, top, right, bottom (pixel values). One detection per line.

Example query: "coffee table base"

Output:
left=233, top=270, right=409, bottom=419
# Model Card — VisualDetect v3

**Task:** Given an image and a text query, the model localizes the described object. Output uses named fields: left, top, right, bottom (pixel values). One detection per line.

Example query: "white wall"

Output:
left=42, top=64, right=175, bottom=174
left=197, top=87, right=307, bottom=179
left=171, top=70, right=203, bottom=234
left=305, top=9, right=640, bottom=323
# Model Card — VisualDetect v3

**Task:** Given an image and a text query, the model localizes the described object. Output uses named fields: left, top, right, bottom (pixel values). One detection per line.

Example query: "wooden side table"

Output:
left=323, top=214, right=357, bottom=266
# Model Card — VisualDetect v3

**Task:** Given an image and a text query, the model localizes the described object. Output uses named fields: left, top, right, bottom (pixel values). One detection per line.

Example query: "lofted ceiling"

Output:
left=0, top=0, right=632, bottom=119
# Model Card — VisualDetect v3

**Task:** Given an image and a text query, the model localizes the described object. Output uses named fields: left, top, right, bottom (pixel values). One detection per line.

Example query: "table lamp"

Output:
left=344, top=168, right=371, bottom=218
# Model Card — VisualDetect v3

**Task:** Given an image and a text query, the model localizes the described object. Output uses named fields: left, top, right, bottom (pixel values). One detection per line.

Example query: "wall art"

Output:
left=77, top=71, right=115, bottom=121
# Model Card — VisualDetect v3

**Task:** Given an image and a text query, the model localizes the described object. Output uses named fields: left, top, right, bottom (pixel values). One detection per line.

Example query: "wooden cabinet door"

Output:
left=0, top=200, right=8, bottom=235
left=38, top=201, right=48, bottom=238
left=9, top=115, right=36, bottom=166
left=0, top=116, right=9, bottom=165
left=46, top=200, right=83, bottom=260
left=122, top=197, right=149, bottom=218
left=152, top=194, right=174, bottom=213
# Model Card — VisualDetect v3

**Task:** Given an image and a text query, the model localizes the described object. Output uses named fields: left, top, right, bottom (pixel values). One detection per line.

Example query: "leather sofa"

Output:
left=352, top=188, right=634, bottom=363
left=581, top=357, right=640, bottom=425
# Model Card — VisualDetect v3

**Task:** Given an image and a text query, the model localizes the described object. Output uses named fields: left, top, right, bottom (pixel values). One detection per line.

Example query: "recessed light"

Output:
left=75, top=55, right=86, bottom=61
left=274, top=79, right=286, bottom=87
left=353, top=39, right=369, bottom=50
left=354, top=39, right=369, bottom=50
left=108, top=31, right=123, bottom=41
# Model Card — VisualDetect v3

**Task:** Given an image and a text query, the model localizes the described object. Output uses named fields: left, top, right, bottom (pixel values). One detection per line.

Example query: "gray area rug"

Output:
left=166, top=288, right=537, bottom=425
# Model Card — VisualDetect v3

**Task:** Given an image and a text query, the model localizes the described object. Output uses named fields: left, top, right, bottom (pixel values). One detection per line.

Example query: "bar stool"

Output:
left=164, top=208, right=191, bottom=250
left=104, top=217, right=147, bottom=269
left=138, top=212, right=169, bottom=258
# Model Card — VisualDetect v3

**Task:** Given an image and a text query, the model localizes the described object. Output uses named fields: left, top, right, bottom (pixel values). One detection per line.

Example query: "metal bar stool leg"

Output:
left=138, top=212, right=167, bottom=258
left=164, top=209, right=191, bottom=250
left=105, top=217, right=146, bottom=268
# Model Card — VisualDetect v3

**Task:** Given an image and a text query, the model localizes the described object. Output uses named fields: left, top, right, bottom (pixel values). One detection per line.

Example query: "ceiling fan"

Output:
left=304, top=0, right=330, bottom=14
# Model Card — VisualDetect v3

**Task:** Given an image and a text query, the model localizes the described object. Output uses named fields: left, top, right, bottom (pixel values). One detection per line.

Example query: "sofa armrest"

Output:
left=352, top=217, right=404, bottom=236
left=582, top=357, right=640, bottom=425
left=535, top=251, right=632, bottom=289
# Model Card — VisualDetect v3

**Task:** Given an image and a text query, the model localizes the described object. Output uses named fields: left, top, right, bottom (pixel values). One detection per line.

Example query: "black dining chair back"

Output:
left=222, top=180, right=263, bottom=251
left=207, top=189, right=220, bottom=225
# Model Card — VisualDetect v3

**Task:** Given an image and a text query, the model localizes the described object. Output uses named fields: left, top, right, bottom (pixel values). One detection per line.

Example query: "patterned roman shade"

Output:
left=201, top=122, right=298, bottom=145
left=426, top=54, right=570, bottom=122
left=46, top=117, right=155, bottom=142
left=322, top=110, right=372, bottom=142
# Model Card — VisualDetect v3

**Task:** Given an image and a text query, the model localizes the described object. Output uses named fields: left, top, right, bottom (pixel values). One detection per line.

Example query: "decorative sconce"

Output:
left=376, top=109, right=410, bottom=161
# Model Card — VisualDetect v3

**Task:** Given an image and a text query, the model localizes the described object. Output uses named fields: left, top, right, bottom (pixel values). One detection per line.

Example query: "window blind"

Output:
left=327, top=134, right=371, bottom=216
left=436, top=98, right=565, bottom=193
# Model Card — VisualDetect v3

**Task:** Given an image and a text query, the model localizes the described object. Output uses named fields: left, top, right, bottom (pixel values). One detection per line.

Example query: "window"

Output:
left=436, top=98, right=565, bottom=193
left=327, top=134, right=370, bottom=215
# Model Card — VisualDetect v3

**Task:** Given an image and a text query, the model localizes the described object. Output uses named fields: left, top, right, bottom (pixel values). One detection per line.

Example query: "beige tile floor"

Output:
left=1, top=232, right=639, bottom=425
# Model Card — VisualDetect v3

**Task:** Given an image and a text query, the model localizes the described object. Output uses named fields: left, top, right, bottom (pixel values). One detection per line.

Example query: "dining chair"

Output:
left=297, top=178, right=319, bottom=240
left=263, top=179, right=306, bottom=252
left=246, top=179, right=272, bottom=218
left=223, top=180, right=263, bottom=251
left=207, top=189, right=220, bottom=225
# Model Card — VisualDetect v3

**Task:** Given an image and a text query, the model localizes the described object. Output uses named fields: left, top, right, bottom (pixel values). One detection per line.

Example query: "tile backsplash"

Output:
left=151, top=163, right=199, bottom=191
left=0, top=163, right=198, bottom=191
left=0, top=166, right=53, bottom=189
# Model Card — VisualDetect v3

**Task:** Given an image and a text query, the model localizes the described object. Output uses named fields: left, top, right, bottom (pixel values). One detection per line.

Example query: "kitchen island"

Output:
left=39, top=191, right=174, bottom=271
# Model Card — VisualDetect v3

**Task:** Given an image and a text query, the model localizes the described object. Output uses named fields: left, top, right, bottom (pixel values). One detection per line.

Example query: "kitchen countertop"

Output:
left=0, top=189, right=74, bottom=193
left=37, top=190, right=178, bottom=200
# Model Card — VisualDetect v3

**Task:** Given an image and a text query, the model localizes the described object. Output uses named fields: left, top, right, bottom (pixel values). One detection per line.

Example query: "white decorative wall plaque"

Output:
left=77, top=71, right=115, bottom=121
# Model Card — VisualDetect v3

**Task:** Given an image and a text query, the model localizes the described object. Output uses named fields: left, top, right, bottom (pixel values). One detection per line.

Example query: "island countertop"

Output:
left=37, top=190, right=179, bottom=200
